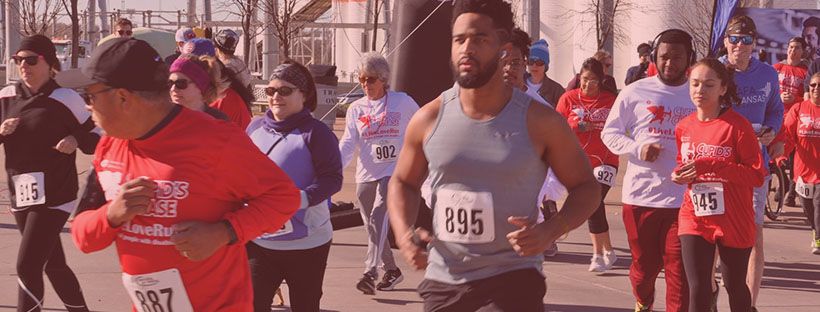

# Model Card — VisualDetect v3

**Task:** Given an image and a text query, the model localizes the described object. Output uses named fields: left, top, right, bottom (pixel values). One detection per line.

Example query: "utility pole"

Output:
left=203, top=0, right=212, bottom=23
left=187, top=0, right=196, bottom=26
left=262, top=0, right=279, bottom=78
left=6, top=0, right=21, bottom=83
left=87, top=0, right=97, bottom=42
left=529, top=0, right=539, bottom=41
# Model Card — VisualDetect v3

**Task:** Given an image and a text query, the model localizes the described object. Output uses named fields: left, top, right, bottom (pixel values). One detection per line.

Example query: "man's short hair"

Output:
left=116, top=18, right=133, bottom=28
left=804, top=16, right=820, bottom=40
left=510, top=28, right=531, bottom=59
left=451, top=0, right=514, bottom=39
left=789, top=37, right=808, bottom=49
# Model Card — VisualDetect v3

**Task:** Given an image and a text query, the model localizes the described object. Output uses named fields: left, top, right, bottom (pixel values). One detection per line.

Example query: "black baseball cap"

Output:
left=56, top=38, right=168, bottom=91
left=726, top=15, right=757, bottom=37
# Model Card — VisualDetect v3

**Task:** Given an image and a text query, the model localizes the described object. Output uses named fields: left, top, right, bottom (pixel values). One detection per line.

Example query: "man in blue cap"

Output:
left=525, top=39, right=565, bottom=106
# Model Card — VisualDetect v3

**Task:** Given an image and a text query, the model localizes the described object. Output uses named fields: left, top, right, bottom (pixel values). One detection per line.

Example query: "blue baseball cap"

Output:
left=182, top=38, right=216, bottom=57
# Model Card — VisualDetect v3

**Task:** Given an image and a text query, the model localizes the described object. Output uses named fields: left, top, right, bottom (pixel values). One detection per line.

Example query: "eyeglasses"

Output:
left=11, top=55, right=41, bottom=66
left=264, top=86, right=295, bottom=97
left=168, top=79, right=190, bottom=90
left=358, top=76, right=380, bottom=84
left=117, top=30, right=133, bottom=36
left=810, top=83, right=820, bottom=88
left=582, top=79, right=600, bottom=85
left=727, top=35, right=754, bottom=45
left=506, top=59, right=524, bottom=67
left=528, top=59, right=545, bottom=66
left=80, top=87, right=116, bottom=103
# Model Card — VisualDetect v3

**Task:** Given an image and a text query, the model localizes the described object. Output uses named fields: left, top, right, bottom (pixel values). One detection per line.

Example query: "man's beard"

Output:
left=453, top=56, right=499, bottom=89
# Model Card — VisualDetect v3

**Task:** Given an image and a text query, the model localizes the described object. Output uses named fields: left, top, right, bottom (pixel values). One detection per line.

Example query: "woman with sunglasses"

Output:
left=672, top=58, right=766, bottom=312
left=339, top=52, right=419, bottom=295
left=783, top=72, right=820, bottom=255
left=0, top=35, right=95, bottom=312
left=245, top=59, right=342, bottom=311
left=555, top=58, right=620, bottom=273
left=169, top=54, right=229, bottom=121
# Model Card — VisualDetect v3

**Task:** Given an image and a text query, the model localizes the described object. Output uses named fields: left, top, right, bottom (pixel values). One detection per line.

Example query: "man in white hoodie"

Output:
left=601, top=29, right=696, bottom=312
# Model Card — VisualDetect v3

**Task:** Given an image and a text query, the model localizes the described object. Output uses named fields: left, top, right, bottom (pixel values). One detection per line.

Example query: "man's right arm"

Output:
left=601, top=93, right=642, bottom=157
left=387, top=98, right=440, bottom=268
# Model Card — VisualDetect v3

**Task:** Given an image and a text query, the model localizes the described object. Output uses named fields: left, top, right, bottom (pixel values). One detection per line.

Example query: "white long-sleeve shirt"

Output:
left=339, top=91, right=419, bottom=183
left=601, top=76, right=695, bottom=208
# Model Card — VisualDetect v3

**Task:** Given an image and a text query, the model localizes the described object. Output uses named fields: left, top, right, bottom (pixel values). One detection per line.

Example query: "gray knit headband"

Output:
left=269, top=64, right=309, bottom=93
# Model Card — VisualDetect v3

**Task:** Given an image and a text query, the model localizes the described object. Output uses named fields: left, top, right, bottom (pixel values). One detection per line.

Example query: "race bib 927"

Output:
left=12, top=172, right=45, bottom=207
left=593, top=165, right=617, bottom=186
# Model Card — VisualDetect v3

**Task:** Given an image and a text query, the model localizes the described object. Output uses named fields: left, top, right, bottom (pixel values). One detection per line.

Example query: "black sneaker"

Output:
left=356, top=272, right=376, bottom=295
left=376, top=269, right=404, bottom=291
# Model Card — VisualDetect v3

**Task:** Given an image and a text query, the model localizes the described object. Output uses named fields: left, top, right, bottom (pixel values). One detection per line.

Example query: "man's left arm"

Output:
left=764, top=73, right=785, bottom=134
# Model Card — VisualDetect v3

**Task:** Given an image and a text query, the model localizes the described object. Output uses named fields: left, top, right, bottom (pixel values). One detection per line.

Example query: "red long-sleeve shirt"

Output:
left=675, top=109, right=765, bottom=248
left=71, top=107, right=299, bottom=311
left=555, top=89, right=619, bottom=168
left=210, top=88, right=251, bottom=130
left=783, top=100, right=820, bottom=184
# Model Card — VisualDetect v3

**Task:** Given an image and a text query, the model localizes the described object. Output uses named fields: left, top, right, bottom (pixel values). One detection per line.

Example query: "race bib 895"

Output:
left=434, top=188, right=494, bottom=244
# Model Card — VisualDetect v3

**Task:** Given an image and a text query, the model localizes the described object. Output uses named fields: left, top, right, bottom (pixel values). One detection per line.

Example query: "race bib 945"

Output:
left=690, top=182, right=725, bottom=217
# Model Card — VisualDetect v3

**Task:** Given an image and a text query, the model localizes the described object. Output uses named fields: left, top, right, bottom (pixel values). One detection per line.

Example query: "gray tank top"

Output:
left=423, top=85, right=548, bottom=284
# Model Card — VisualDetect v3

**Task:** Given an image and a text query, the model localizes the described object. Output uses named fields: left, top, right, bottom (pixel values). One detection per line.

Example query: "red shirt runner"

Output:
left=71, top=108, right=300, bottom=311
left=773, top=63, right=808, bottom=111
left=210, top=88, right=252, bottom=129
left=783, top=100, right=820, bottom=184
left=556, top=88, right=618, bottom=168
left=675, top=109, right=766, bottom=248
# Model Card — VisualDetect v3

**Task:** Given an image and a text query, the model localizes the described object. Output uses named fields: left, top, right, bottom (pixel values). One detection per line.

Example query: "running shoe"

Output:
left=544, top=242, right=558, bottom=257
left=603, top=250, right=618, bottom=270
left=813, top=237, right=820, bottom=255
left=588, top=254, right=607, bottom=272
left=376, top=269, right=404, bottom=291
left=356, top=272, right=376, bottom=295
left=634, top=302, right=652, bottom=312
left=710, top=279, right=719, bottom=312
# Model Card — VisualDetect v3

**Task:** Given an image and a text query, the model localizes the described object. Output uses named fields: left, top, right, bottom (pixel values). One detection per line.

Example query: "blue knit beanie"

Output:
left=529, top=39, right=550, bottom=65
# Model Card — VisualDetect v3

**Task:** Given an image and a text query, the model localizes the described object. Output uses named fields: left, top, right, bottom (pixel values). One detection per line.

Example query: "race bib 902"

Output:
left=434, top=188, right=494, bottom=244
left=12, top=172, right=46, bottom=207
left=371, top=139, right=398, bottom=163
left=690, top=182, right=725, bottom=217
left=123, top=268, right=193, bottom=312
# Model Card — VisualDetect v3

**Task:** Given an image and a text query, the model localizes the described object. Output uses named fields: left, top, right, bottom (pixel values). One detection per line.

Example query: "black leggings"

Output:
left=588, top=183, right=611, bottom=234
left=14, top=207, right=88, bottom=312
left=799, top=184, right=820, bottom=240
left=680, top=235, right=752, bottom=312
left=247, top=240, right=332, bottom=312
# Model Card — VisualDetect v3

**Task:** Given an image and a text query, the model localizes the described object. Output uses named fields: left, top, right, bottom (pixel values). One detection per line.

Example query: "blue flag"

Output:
left=710, top=0, right=741, bottom=56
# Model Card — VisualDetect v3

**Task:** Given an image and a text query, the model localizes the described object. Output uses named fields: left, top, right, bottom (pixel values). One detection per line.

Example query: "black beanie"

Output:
left=17, top=35, right=59, bottom=68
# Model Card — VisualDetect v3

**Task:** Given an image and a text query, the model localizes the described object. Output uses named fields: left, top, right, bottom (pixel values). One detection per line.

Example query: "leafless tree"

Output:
left=667, top=0, right=713, bottom=59
left=558, top=0, right=645, bottom=51
left=61, top=0, right=80, bottom=68
left=221, top=0, right=262, bottom=65
left=259, top=0, right=308, bottom=61
left=7, top=0, right=65, bottom=35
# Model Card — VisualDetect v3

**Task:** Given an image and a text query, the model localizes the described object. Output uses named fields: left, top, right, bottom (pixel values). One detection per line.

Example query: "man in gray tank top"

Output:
left=386, top=1, right=602, bottom=311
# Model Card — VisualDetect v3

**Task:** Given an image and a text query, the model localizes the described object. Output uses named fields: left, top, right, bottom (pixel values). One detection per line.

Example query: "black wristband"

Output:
left=221, top=220, right=238, bottom=245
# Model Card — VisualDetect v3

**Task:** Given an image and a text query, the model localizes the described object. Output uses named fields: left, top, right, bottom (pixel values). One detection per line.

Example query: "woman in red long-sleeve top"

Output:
left=672, top=58, right=766, bottom=312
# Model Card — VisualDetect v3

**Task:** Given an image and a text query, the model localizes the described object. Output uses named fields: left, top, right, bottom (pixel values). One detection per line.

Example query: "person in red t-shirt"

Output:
left=56, top=38, right=301, bottom=312
left=772, top=37, right=810, bottom=206
left=672, top=58, right=766, bottom=312
left=783, top=72, right=820, bottom=254
left=556, top=58, right=619, bottom=273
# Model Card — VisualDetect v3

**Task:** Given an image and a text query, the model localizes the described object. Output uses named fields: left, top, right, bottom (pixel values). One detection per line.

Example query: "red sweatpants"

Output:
left=622, top=204, right=689, bottom=312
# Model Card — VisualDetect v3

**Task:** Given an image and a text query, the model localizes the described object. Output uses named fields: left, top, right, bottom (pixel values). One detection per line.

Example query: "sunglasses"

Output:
left=265, top=86, right=295, bottom=97
left=528, top=59, right=545, bottom=66
left=80, top=87, right=116, bottom=103
left=168, top=79, right=190, bottom=90
left=727, top=35, right=754, bottom=45
left=358, top=76, right=380, bottom=84
left=118, top=30, right=133, bottom=36
left=11, top=55, right=41, bottom=66
left=810, top=83, right=820, bottom=88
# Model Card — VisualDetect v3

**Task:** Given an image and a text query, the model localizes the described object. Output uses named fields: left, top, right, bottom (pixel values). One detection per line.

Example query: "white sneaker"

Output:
left=588, top=254, right=607, bottom=272
left=603, top=250, right=618, bottom=270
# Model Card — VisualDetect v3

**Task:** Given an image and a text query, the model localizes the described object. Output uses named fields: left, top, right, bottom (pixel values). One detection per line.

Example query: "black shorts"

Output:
left=418, top=268, right=546, bottom=312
